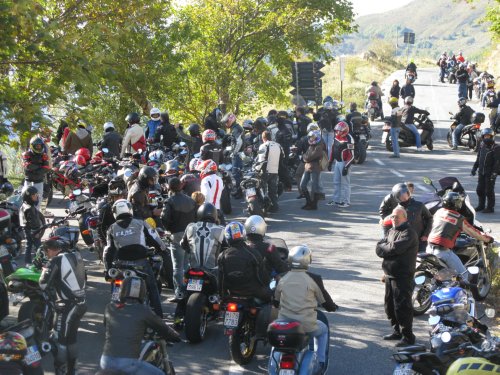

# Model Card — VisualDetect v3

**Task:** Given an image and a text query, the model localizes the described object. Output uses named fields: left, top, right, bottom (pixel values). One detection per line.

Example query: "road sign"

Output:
left=290, top=61, right=324, bottom=104
left=403, top=32, right=415, bottom=45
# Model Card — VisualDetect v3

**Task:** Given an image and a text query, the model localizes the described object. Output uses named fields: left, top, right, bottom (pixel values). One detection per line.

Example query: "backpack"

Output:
left=220, top=244, right=263, bottom=289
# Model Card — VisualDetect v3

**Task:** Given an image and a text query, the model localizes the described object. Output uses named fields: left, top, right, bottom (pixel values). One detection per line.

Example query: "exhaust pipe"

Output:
left=208, top=295, right=219, bottom=304
left=41, top=341, right=52, bottom=353
left=108, top=268, right=119, bottom=279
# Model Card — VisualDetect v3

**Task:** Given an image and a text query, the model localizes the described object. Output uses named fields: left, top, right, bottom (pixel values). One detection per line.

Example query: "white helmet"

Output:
left=307, top=123, right=320, bottom=132
left=149, top=150, right=164, bottom=163
left=103, top=122, right=115, bottom=131
left=112, top=199, right=133, bottom=219
left=244, top=215, right=267, bottom=237
left=288, top=245, right=312, bottom=269
left=150, top=107, right=161, bottom=120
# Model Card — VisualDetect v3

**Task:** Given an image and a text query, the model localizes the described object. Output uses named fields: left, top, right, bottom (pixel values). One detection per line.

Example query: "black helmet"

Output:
left=442, top=192, right=463, bottom=211
left=30, top=136, right=45, bottom=154
left=188, top=123, right=201, bottom=137
left=108, top=176, right=127, bottom=196
left=481, top=128, right=494, bottom=138
left=391, top=183, right=409, bottom=203
left=125, top=112, right=141, bottom=125
left=242, top=119, right=254, bottom=131
left=119, top=276, right=147, bottom=303
left=22, top=186, right=39, bottom=205
left=197, top=203, right=218, bottom=223
left=160, top=111, right=169, bottom=124
left=254, top=117, right=268, bottom=132
left=323, top=96, right=333, bottom=104
left=138, top=166, right=158, bottom=188
left=0, top=179, right=14, bottom=198
left=168, top=177, right=183, bottom=193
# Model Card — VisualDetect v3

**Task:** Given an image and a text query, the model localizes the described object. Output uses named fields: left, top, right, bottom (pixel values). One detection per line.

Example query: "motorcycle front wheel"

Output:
left=471, top=265, right=492, bottom=301
left=446, top=131, right=453, bottom=148
left=247, top=198, right=264, bottom=217
left=412, top=272, right=432, bottom=315
left=385, top=136, right=394, bottom=152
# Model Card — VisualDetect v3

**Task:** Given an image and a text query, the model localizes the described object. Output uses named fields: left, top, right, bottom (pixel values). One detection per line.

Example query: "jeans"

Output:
left=231, top=153, right=243, bottom=191
left=452, top=123, right=465, bottom=147
left=321, top=131, right=335, bottom=160
left=428, top=246, right=468, bottom=280
left=390, top=128, right=401, bottom=156
left=100, top=355, right=164, bottom=375
left=458, top=82, right=467, bottom=99
left=23, top=181, right=44, bottom=209
left=405, top=123, right=421, bottom=148
left=300, top=170, right=320, bottom=195
left=332, top=161, right=350, bottom=204
left=170, top=231, right=189, bottom=297
left=310, top=320, right=328, bottom=363
left=24, top=229, right=41, bottom=264
left=440, top=67, right=446, bottom=82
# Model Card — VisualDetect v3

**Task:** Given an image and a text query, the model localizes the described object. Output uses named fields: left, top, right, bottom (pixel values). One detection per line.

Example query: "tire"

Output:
left=0, top=283, right=8, bottom=321
left=184, top=293, right=208, bottom=343
left=467, top=135, right=476, bottom=151
left=78, top=213, right=94, bottom=246
left=370, top=114, right=375, bottom=122
left=385, top=136, right=393, bottom=152
left=228, top=321, right=257, bottom=365
left=353, top=141, right=367, bottom=164
left=471, top=265, right=492, bottom=301
left=412, top=272, right=432, bottom=315
left=221, top=187, right=232, bottom=215
left=447, top=131, right=453, bottom=148
left=426, top=139, right=434, bottom=151
left=248, top=199, right=264, bottom=217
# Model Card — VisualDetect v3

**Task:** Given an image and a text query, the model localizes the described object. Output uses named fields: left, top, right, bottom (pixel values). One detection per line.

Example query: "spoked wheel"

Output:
left=471, top=266, right=492, bottom=301
left=229, top=321, right=257, bottom=365
left=412, top=272, right=432, bottom=315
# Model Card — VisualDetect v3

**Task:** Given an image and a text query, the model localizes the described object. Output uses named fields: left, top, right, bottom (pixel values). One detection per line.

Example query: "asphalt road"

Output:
left=7, top=67, right=500, bottom=375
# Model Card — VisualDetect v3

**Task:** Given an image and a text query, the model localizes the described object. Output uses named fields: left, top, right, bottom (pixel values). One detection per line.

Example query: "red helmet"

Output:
left=199, top=159, right=217, bottom=179
left=74, top=155, right=87, bottom=168
left=334, top=121, right=349, bottom=137
left=202, top=129, right=216, bottom=143
left=75, top=148, right=91, bottom=161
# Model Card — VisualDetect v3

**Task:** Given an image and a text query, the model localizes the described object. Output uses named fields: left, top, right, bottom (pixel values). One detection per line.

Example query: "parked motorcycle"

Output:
left=68, top=188, right=94, bottom=247
left=385, top=113, right=434, bottom=151
left=446, top=112, right=485, bottom=151
left=0, top=192, right=25, bottom=257
left=446, top=336, right=500, bottom=375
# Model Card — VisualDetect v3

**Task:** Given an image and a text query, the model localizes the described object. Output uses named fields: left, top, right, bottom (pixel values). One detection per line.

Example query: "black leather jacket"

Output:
left=23, top=150, right=49, bottom=183
left=127, top=181, right=153, bottom=220
left=101, top=131, right=123, bottom=158
left=379, top=194, right=398, bottom=219
left=200, top=142, right=223, bottom=165
left=246, top=234, right=289, bottom=285
left=161, top=192, right=196, bottom=233
left=154, top=123, right=178, bottom=149
left=473, top=142, right=500, bottom=176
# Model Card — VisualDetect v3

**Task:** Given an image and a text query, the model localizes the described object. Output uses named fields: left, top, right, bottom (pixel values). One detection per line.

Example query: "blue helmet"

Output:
left=224, top=221, right=246, bottom=243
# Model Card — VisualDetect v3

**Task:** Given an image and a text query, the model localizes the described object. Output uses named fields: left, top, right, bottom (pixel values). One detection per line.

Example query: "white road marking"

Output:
left=415, top=183, right=431, bottom=193
left=228, top=365, right=245, bottom=374
left=374, top=158, right=385, bottom=166
left=389, top=169, right=405, bottom=178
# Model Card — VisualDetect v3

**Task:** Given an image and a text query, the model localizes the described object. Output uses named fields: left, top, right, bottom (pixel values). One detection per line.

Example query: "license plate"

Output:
left=279, top=370, right=295, bottom=375
left=394, top=363, right=416, bottom=375
left=111, top=286, right=121, bottom=301
left=24, top=345, right=42, bottom=365
left=224, top=311, right=240, bottom=328
left=186, top=278, right=203, bottom=292
left=0, top=245, right=8, bottom=257
left=246, top=187, right=256, bottom=197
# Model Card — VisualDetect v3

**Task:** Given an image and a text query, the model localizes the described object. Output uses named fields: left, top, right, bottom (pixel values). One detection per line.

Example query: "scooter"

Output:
left=385, top=113, right=434, bottom=151
left=267, top=310, right=330, bottom=375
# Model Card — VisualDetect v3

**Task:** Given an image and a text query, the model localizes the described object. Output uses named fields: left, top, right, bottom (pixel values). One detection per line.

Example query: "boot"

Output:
left=304, top=193, right=318, bottom=210
left=301, top=191, right=312, bottom=209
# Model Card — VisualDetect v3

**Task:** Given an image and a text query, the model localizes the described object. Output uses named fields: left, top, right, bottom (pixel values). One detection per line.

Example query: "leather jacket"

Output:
left=246, top=234, right=289, bottom=285
left=472, top=142, right=500, bottom=176
left=127, top=181, right=153, bottom=220
left=161, top=192, right=196, bottom=233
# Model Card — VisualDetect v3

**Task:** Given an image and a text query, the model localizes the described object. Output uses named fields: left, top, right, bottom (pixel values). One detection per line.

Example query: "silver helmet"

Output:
left=244, top=215, right=267, bottom=237
left=288, top=245, right=312, bottom=269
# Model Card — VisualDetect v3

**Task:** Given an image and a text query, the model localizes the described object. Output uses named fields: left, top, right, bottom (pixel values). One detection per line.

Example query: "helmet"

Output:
left=307, top=123, right=320, bottom=132
left=481, top=128, right=494, bottom=138
left=324, top=101, right=334, bottom=110
left=165, top=159, right=179, bottom=176
left=391, top=183, right=409, bottom=203
left=197, top=203, right=218, bottom=223
left=150, top=107, right=161, bottom=120
left=112, top=199, right=133, bottom=219
left=308, top=130, right=321, bottom=145
left=189, top=157, right=201, bottom=172
left=243, top=119, right=254, bottom=131
left=254, top=117, right=268, bottom=132
left=323, top=96, right=333, bottom=104
left=149, top=150, right=165, bottom=163
left=458, top=97, right=467, bottom=106
left=103, top=122, right=115, bottom=132
left=389, top=97, right=399, bottom=105
left=108, top=176, right=126, bottom=196
left=199, top=159, right=217, bottom=179
left=125, top=112, right=141, bottom=125
left=202, top=129, right=216, bottom=143
left=244, top=215, right=267, bottom=237
left=442, top=192, right=463, bottom=211
left=30, top=136, right=45, bottom=154
left=0, top=180, right=14, bottom=198
left=119, top=276, right=147, bottom=303
left=22, top=186, right=39, bottom=205
left=75, top=148, right=91, bottom=161
left=224, top=221, right=246, bottom=243
left=74, top=155, right=87, bottom=168
left=404, top=96, right=414, bottom=105
left=460, top=63, right=466, bottom=69
left=0, top=331, right=27, bottom=359
left=188, top=123, right=201, bottom=137
left=221, top=113, right=236, bottom=127
left=288, top=245, right=312, bottom=269
left=334, top=121, right=349, bottom=136
left=371, top=81, right=378, bottom=86
left=138, top=166, right=158, bottom=188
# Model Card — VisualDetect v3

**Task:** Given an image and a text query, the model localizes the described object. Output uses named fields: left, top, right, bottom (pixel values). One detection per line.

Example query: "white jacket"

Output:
left=257, top=141, right=282, bottom=174
left=200, top=174, right=223, bottom=210
left=121, top=124, right=145, bottom=157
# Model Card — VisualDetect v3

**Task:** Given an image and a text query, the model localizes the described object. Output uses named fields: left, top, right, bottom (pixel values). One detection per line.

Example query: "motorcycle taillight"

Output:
left=188, top=270, right=204, bottom=277
left=87, top=217, right=99, bottom=228
left=280, top=354, right=296, bottom=369
left=227, top=302, right=238, bottom=312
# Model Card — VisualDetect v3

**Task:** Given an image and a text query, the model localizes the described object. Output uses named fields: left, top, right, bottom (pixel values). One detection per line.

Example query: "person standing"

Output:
left=471, top=128, right=500, bottom=213
left=145, top=108, right=161, bottom=142
left=153, top=112, right=178, bottom=149
left=22, top=136, right=50, bottom=209
left=257, top=131, right=283, bottom=213
left=101, top=122, right=122, bottom=158
left=20, top=186, right=44, bottom=265
left=438, top=52, right=448, bottom=83
left=388, top=97, right=402, bottom=158
left=300, top=130, right=325, bottom=211
left=456, top=63, right=469, bottom=100
left=376, top=206, right=418, bottom=347
left=221, top=113, right=244, bottom=198
left=295, top=106, right=312, bottom=139
left=389, top=80, right=401, bottom=102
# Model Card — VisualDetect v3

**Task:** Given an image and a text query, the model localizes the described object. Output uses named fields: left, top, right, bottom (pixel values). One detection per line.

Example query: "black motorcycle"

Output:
left=351, top=115, right=371, bottom=164
left=385, top=113, right=434, bottom=151
left=446, top=112, right=485, bottom=152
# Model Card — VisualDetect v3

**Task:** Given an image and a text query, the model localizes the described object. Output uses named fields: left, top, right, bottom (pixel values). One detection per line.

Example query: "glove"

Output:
left=331, top=303, right=339, bottom=312
left=471, top=169, right=477, bottom=176
left=342, top=167, right=348, bottom=176
left=328, top=162, right=333, bottom=172
left=490, top=173, right=497, bottom=182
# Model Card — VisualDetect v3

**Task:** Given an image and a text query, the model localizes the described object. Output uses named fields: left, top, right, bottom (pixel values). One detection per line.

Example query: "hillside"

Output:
left=337, top=0, right=492, bottom=60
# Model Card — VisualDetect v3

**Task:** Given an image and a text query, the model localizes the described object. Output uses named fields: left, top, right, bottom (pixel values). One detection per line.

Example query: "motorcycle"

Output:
left=267, top=310, right=330, bottom=375
left=350, top=114, right=371, bottom=165
left=0, top=264, right=8, bottom=322
left=68, top=188, right=94, bottom=247
left=446, top=112, right=485, bottom=152
left=385, top=112, right=434, bottom=152
left=365, top=92, right=382, bottom=121
left=446, top=336, right=500, bottom=374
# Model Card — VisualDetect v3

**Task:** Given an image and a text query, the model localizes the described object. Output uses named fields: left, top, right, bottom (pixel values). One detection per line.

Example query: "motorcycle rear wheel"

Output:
left=229, top=321, right=257, bottom=365
left=385, top=137, right=393, bottom=152
left=426, top=139, right=433, bottom=151
left=247, top=199, right=264, bottom=217
left=185, top=293, right=208, bottom=343
left=447, top=131, right=453, bottom=148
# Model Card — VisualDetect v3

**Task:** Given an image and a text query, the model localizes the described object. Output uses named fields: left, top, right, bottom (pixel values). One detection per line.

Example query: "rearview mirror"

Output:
left=414, top=275, right=426, bottom=285
left=423, top=177, right=432, bottom=185
left=428, top=315, right=441, bottom=325
left=102, top=148, right=109, bottom=153
left=467, top=266, right=479, bottom=275
left=441, top=331, right=451, bottom=343
left=73, top=189, right=82, bottom=196
left=485, top=308, right=496, bottom=318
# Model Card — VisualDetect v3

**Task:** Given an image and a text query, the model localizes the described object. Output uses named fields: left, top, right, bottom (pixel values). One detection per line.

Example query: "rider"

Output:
left=200, top=129, right=223, bottom=165
left=23, top=136, right=50, bottom=209
left=101, top=122, right=122, bottom=158
left=104, top=199, right=167, bottom=317
left=400, top=96, right=429, bottom=151
left=295, top=106, right=312, bottom=139
left=98, top=177, right=128, bottom=245
left=128, top=166, right=161, bottom=220
left=222, top=113, right=245, bottom=198
left=451, top=97, right=474, bottom=150
left=406, top=59, right=417, bottom=77
left=218, top=221, right=271, bottom=302
left=100, top=276, right=180, bottom=375
left=456, top=63, right=469, bottom=99
left=38, top=238, right=87, bottom=375
left=366, top=81, right=384, bottom=118
left=427, top=192, right=493, bottom=279
left=153, top=111, right=178, bottom=149
left=244, top=215, right=288, bottom=285
left=400, top=77, right=415, bottom=99
left=174, top=123, right=203, bottom=159
left=145, top=107, right=161, bottom=142
left=121, top=113, right=146, bottom=158
left=274, top=245, right=338, bottom=372
left=346, top=102, right=363, bottom=134
left=198, top=159, right=223, bottom=211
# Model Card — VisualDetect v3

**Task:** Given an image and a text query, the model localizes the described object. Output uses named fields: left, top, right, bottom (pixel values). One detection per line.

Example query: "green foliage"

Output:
left=486, top=0, right=500, bottom=38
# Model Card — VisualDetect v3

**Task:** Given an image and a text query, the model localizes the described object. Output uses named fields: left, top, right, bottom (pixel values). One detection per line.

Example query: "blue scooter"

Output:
left=267, top=310, right=330, bottom=375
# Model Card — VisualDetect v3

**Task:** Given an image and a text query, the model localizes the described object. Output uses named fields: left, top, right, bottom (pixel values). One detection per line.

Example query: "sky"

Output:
left=351, top=0, right=414, bottom=17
